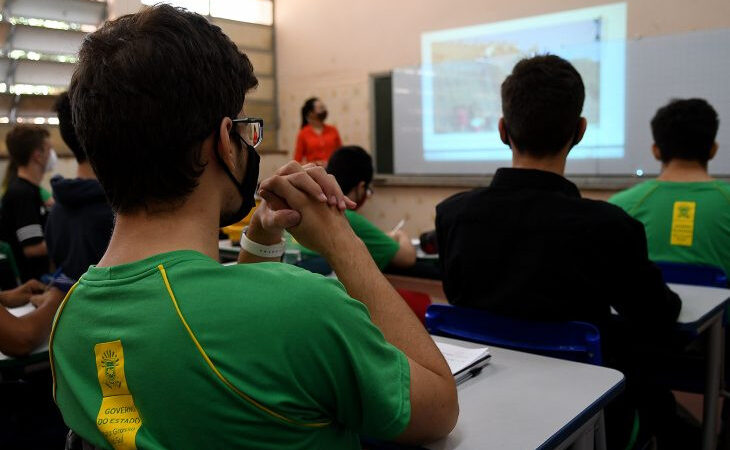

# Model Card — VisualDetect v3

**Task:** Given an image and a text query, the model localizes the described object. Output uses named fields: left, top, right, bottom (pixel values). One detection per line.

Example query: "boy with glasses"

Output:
left=50, top=5, right=457, bottom=449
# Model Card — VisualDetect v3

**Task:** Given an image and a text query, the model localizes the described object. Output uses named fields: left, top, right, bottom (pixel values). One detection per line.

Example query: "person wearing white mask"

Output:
left=0, top=124, right=54, bottom=280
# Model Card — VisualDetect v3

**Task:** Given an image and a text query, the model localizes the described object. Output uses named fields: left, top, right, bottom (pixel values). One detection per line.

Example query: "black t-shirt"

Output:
left=0, top=177, right=49, bottom=281
left=435, top=168, right=681, bottom=339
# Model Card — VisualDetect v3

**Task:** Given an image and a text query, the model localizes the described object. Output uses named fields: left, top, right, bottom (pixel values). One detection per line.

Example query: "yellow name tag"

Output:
left=94, top=340, right=142, bottom=450
left=670, top=201, right=696, bottom=247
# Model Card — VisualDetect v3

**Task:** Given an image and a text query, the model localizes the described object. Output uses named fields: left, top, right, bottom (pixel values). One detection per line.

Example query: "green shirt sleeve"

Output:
left=345, top=210, right=400, bottom=269
left=289, top=274, right=412, bottom=438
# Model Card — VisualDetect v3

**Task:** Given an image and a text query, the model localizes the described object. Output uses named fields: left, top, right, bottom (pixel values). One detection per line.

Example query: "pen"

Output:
left=392, top=219, right=406, bottom=234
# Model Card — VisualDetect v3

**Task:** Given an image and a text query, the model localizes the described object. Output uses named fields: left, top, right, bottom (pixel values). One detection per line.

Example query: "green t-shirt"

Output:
left=292, top=210, right=400, bottom=270
left=51, top=250, right=410, bottom=449
left=40, top=186, right=52, bottom=203
left=609, top=180, right=730, bottom=276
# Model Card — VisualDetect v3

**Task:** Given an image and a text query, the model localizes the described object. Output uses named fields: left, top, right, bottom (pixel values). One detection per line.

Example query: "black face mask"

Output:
left=218, top=136, right=260, bottom=227
left=316, top=111, right=328, bottom=122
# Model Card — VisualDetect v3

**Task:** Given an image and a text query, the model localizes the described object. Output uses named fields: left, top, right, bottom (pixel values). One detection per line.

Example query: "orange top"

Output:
left=294, top=124, right=342, bottom=164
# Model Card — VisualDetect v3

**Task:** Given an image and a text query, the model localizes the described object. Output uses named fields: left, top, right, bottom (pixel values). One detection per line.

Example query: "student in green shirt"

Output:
left=610, top=98, right=730, bottom=276
left=294, top=146, right=417, bottom=271
left=50, top=6, right=457, bottom=450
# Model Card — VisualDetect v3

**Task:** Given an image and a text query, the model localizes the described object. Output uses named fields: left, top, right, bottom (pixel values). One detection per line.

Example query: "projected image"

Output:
left=420, top=3, right=626, bottom=161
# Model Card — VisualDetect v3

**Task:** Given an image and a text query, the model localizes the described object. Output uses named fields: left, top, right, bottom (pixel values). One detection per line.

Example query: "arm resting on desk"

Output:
left=389, top=230, right=417, bottom=269
left=0, top=288, right=64, bottom=357
left=607, top=218, right=681, bottom=327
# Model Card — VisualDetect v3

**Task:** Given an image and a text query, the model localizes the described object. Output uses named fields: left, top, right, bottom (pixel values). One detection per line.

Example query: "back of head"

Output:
left=54, top=91, right=85, bottom=163
left=651, top=98, right=719, bottom=165
left=326, top=146, right=373, bottom=194
left=6, top=124, right=50, bottom=167
left=70, top=4, right=258, bottom=213
left=501, top=54, right=585, bottom=157
left=300, top=97, right=318, bottom=128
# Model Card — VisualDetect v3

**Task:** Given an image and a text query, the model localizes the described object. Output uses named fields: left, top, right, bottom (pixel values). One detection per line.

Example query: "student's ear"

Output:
left=709, top=142, right=718, bottom=161
left=353, top=181, right=366, bottom=201
left=31, top=148, right=45, bottom=165
left=651, top=144, right=662, bottom=161
left=216, top=117, right=236, bottom=172
left=572, top=118, right=587, bottom=147
left=498, top=118, right=510, bottom=147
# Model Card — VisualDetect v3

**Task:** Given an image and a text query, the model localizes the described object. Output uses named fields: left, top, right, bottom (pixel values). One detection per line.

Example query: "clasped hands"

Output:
left=247, top=162, right=358, bottom=256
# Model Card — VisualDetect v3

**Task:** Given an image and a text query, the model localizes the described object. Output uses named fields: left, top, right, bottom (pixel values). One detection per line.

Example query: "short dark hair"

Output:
left=53, top=92, right=85, bottom=163
left=501, top=54, right=585, bottom=157
left=70, top=4, right=258, bottom=213
left=651, top=98, right=719, bottom=164
left=6, top=124, right=50, bottom=166
left=301, top=97, right=318, bottom=129
left=326, top=146, right=373, bottom=194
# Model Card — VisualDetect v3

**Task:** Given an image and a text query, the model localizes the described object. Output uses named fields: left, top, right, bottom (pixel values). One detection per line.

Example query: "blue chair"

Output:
left=425, top=304, right=603, bottom=365
left=655, top=261, right=728, bottom=288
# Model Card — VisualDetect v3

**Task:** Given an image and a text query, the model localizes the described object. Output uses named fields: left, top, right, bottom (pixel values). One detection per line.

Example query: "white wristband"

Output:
left=241, top=229, right=286, bottom=258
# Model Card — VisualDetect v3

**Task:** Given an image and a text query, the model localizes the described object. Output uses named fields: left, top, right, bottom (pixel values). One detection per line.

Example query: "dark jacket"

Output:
left=45, top=175, right=114, bottom=280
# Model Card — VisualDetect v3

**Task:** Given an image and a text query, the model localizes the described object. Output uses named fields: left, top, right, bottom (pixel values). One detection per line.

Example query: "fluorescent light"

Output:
left=211, top=0, right=273, bottom=25
left=33, top=117, right=47, bottom=124
left=9, top=84, right=65, bottom=96
left=0, top=117, right=9, bottom=124
left=47, top=117, right=60, bottom=125
left=7, top=16, right=97, bottom=32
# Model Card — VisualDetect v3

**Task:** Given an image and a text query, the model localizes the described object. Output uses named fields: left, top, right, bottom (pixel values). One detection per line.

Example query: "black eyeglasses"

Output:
left=232, top=117, right=264, bottom=149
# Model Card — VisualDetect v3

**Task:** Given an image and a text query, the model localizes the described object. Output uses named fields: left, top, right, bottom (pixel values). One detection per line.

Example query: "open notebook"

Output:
left=433, top=338, right=491, bottom=384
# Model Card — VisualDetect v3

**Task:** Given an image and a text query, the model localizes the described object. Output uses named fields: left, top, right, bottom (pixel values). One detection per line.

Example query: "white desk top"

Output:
left=427, top=335, right=624, bottom=450
left=0, top=303, right=49, bottom=362
left=668, top=283, right=730, bottom=326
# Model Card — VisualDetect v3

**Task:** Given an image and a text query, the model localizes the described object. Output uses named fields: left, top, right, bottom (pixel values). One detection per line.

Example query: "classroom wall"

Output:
left=275, top=0, right=730, bottom=236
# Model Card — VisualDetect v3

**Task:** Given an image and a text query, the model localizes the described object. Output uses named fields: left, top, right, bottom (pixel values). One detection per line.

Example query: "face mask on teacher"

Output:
left=316, top=110, right=328, bottom=122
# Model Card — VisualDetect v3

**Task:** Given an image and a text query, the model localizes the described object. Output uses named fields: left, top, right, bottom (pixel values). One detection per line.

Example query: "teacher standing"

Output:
left=294, top=97, right=342, bottom=166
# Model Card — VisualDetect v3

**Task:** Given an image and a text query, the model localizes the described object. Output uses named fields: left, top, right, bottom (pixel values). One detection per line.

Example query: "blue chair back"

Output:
left=426, top=304, right=602, bottom=365
left=655, top=261, right=728, bottom=288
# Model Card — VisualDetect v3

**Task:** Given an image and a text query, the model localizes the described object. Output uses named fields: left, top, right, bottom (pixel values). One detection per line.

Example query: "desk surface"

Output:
left=668, top=283, right=730, bottom=328
left=427, top=336, right=624, bottom=450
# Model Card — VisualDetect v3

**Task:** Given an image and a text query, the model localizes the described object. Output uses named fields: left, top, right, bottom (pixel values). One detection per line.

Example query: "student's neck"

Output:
left=98, top=201, right=221, bottom=268
left=76, top=162, right=97, bottom=180
left=657, top=160, right=713, bottom=182
left=309, top=120, right=323, bottom=130
left=16, top=164, right=43, bottom=185
left=512, top=151, right=567, bottom=176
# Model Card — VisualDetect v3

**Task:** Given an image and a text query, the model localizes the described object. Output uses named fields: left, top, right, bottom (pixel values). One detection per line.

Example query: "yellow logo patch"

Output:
left=94, top=340, right=142, bottom=450
left=670, top=201, right=696, bottom=247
